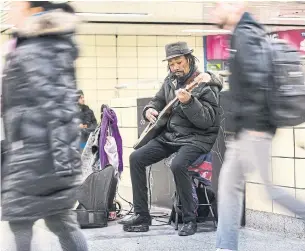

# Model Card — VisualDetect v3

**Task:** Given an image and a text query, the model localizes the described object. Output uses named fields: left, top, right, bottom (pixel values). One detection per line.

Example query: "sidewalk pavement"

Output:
left=1, top=216, right=305, bottom=251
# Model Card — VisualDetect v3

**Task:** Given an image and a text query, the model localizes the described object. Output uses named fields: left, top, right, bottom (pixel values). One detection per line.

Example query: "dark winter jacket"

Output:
left=79, top=104, right=97, bottom=142
left=228, top=12, right=276, bottom=134
left=143, top=70, right=222, bottom=153
left=1, top=10, right=82, bottom=221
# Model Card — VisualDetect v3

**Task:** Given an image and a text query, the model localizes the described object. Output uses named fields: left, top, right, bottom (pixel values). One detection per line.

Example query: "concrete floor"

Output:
left=1, top=217, right=305, bottom=251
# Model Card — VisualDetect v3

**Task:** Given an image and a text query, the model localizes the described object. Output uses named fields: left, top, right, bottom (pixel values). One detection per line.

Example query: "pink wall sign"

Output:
left=206, top=34, right=230, bottom=60
left=277, top=29, right=305, bottom=55
left=206, top=29, right=305, bottom=60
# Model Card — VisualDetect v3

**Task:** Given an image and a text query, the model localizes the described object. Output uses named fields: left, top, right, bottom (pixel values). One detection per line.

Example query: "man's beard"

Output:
left=173, top=71, right=185, bottom=78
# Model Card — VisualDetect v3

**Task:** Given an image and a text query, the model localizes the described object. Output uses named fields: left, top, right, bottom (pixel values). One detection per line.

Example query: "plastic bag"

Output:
left=104, top=135, right=119, bottom=173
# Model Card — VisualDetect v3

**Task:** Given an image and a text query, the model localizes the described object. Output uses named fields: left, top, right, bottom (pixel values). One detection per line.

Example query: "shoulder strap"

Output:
left=185, top=70, right=201, bottom=87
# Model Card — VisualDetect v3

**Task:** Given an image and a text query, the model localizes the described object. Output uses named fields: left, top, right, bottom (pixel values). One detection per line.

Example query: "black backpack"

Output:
left=74, top=165, right=119, bottom=228
left=266, top=38, right=305, bottom=127
left=170, top=181, right=217, bottom=224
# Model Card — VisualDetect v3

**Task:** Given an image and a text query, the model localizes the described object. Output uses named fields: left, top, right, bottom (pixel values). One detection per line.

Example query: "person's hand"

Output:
left=145, top=108, right=159, bottom=123
left=176, top=89, right=192, bottom=104
left=194, top=72, right=211, bottom=83
left=79, top=124, right=85, bottom=129
left=247, top=131, right=267, bottom=137
left=83, top=124, right=88, bottom=128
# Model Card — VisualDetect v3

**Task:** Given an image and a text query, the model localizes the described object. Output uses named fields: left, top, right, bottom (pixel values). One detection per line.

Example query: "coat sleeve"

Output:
left=89, top=109, right=97, bottom=127
left=86, top=108, right=98, bottom=132
left=181, top=85, right=218, bottom=130
left=142, top=82, right=167, bottom=121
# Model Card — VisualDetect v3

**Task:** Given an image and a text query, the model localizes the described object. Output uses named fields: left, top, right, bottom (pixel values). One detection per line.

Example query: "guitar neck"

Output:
left=157, top=76, right=200, bottom=118
left=159, top=97, right=178, bottom=117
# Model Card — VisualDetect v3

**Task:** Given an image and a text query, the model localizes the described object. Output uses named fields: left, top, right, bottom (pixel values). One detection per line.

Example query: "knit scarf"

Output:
left=99, top=107, right=123, bottom=173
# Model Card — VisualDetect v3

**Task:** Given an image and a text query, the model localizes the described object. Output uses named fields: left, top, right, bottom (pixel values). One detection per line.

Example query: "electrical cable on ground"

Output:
left=116, top=165, right=171, bottom=226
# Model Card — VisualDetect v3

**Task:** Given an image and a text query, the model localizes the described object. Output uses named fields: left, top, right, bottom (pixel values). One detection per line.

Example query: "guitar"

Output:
left=133, top=77, right=202, bottom=150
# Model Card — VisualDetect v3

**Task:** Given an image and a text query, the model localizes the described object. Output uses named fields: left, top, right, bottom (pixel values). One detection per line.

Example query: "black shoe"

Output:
left=119, top=214, right=151, bottom=232
left=118, top=214, right=152, bottom=225
left=178, top=221, right=197, bottom=236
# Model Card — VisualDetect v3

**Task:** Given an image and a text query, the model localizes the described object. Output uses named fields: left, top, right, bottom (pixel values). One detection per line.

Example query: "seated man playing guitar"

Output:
left=119, top=41, right=222, bottom=236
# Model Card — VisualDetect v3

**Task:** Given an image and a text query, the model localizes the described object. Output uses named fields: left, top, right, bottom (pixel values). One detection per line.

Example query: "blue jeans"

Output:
left=9, top=211, right=88, bottom=251
left=216, top=130, right=305, bottom=250
left=80, top=142, right=86, bottom=149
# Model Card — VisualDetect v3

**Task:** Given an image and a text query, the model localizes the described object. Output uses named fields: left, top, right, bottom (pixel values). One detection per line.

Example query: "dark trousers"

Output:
left=9, top=211, right=88, bottom=251
left=129, top=139, right=203, bottom=223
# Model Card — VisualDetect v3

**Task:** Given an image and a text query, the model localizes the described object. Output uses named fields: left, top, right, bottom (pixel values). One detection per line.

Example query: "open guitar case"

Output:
left=74, top=104, right=120, bottom=228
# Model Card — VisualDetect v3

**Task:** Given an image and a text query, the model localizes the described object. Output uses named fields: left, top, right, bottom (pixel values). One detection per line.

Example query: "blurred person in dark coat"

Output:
left=77, top=90, right=97, bottom=149
left=213, top=3, right=305, bottom=251
left=1, top=2, right=88, bottom=251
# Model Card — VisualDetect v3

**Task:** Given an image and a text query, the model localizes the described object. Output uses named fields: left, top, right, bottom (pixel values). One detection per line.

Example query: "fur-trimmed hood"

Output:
left=17, top=10, right=79, bottom=37
left=206, top=71, right=223, bottom=91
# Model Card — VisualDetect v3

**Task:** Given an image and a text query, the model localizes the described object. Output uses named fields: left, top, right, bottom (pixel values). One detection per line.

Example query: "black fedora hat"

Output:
left=77, top=90, right=84, bottom=97
left=163, top=41, right=194, bottom=61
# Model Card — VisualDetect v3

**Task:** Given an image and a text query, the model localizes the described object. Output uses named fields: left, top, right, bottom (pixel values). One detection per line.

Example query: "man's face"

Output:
left=9, top=2, right=31, bottom=29
left=9, top=1, right=44, bottom=29
left=213, top=3, right=231, bottom=29
left=78, top=95, right=85, bottom=105
left=168, top=56, right=190, bottom=78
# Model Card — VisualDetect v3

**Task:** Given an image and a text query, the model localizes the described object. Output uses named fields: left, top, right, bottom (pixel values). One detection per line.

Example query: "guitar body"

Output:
left=133, top=114, right=169, bottom=150
left=133, top=71, right=202, bottom=150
